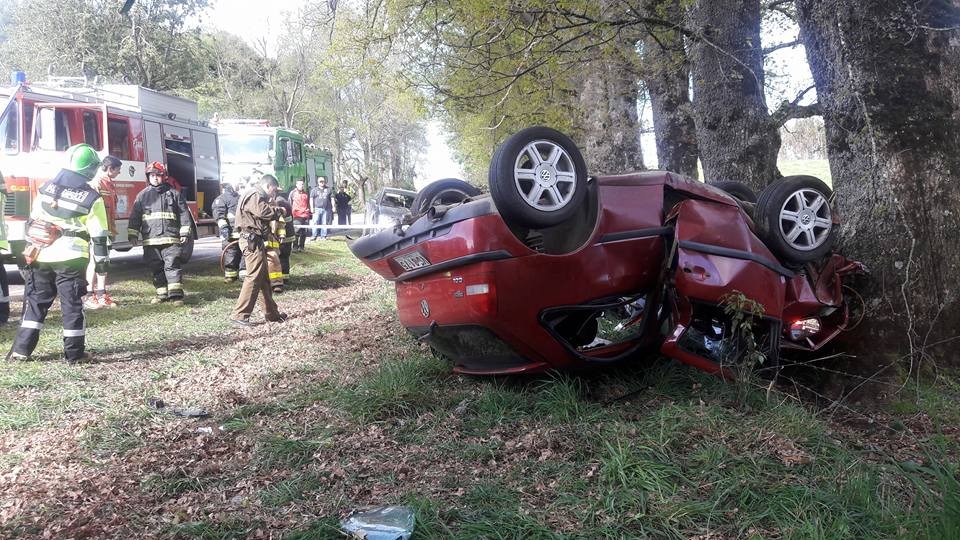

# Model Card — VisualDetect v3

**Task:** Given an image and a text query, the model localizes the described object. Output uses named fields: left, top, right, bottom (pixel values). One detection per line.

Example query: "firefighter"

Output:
left=265, top=203, right=285, bottom=294
left=127, top=161, right=192, bottom=305
left=274, top=193, right=295, bottom=290
left=0, top=171, right=10, bottom=325
left=212, top=181, right=241, bottom=283
left=6, top=144, right=109, bottom=363
left=230, top=174, right=287, bottom=327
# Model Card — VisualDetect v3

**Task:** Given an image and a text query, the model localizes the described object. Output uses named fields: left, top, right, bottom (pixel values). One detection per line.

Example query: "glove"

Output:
left=95, top=258, right=110, bottom=274
left=128, top=235, right=139, bottom=247
left=219, top=226, right=231, bottom=240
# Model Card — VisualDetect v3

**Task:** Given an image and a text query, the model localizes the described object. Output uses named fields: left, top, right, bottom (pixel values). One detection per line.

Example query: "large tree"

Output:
left=686, top=0, right=781, bottom=188
left=641, top=0, right=699, bottom=178
left=796, top=0, right=960, bottom=367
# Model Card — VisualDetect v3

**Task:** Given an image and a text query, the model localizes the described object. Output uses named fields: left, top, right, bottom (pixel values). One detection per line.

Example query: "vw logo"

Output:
left=420, top=299, right=430, bottom=318
left=539, top=169, right=552, bottom=182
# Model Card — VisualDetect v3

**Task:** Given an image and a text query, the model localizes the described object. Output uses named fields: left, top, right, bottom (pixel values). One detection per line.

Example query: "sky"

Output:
left=208, top=0, right=814, bottom=188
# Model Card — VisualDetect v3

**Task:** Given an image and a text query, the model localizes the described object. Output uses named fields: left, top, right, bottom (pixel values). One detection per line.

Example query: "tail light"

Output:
left=465, top=282, right=496, bottom=316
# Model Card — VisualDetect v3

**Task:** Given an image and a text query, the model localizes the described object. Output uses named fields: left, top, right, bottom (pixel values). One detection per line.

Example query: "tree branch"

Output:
left=771, top=85, right=821, bottom=127
left=762, top=38, right=801, bottom=55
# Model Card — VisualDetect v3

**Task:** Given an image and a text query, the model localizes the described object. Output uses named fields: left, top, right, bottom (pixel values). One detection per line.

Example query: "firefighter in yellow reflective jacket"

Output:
left=6, top=145, right=109, bottom=363
left=127, top=161, right=192, bottom=305
left=0, top=171, right=10, bottom=325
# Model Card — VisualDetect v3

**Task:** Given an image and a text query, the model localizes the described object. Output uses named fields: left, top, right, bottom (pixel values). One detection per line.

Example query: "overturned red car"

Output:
left=350, top=127, right=863, bottom=377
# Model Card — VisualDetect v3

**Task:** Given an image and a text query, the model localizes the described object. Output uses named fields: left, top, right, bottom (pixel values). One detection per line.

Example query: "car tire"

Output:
left=755, top=175, right=836, bottom=264
left=411, top=178, right=482, bottom=217
left=488, top=126, right=588, bottom=228
left=709, top=181, right=757, bottom=203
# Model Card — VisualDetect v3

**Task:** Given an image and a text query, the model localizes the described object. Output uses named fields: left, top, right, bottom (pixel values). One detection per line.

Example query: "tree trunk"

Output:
left=576, top=33, right=645, bottom=175
left=796, top=0, right=960, bottom=365
left=641, top=0, right=700, bottom=179
left=687, top=0, right=780, bottom=188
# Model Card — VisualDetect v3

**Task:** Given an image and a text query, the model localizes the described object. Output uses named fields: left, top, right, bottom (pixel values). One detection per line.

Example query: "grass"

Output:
left=256, top=435, right=329, bottom=470
left=333, top=350, right=454, bottom=421
left=2, top=239, right=959, bottom=538
left=167, top=519, right=260, bottom=539
left=260, top=473, right=323, bottom=507
left=778, top=158, right=832, bottom=185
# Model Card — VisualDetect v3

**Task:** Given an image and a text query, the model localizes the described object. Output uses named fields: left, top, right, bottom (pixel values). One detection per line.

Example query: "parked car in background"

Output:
left=350, top=126, right=864, bottom=378
left=364, top=187, right=416, bottom=228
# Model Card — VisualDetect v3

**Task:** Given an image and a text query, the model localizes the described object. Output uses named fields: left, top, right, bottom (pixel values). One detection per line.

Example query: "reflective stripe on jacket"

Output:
left=127, top=184, right=191, bottom=243
left=31, top=169, right=109, bottom=263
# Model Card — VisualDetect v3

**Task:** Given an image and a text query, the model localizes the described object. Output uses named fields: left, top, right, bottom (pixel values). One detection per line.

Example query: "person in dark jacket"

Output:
left=334, top=182, right=352, bottom=225
left=310, top=177, right=333, bottom=240
left=212, top=182, right=241, bottom=282
left=128, top=161, right=192, bottom=305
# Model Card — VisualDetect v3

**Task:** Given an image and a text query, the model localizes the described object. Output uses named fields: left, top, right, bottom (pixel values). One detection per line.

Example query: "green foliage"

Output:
left=1, top=0, right=209, bottom=91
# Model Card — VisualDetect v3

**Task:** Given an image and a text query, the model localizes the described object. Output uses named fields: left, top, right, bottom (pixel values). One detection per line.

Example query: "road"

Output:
left=3, top=237, right=226, bottom=301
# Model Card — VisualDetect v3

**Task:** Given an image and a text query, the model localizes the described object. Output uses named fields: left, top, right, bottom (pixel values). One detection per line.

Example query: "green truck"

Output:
left=216, top=120, right=332, bottom=193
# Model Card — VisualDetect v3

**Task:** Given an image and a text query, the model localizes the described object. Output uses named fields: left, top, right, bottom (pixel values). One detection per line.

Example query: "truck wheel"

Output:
left=411, top=178, right=482, bottom=217
left=755, top=175, right=836, bottom=264
left=488, top=126, right=588, bottom=228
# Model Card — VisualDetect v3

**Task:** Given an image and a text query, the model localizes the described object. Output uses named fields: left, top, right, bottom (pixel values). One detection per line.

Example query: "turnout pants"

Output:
left=222, top=237, right=241, bottom=280
left=232, top=239, right=281, bottom=321
left=267, top=247, right=284, bottom=291
left=144, top=244, right=184, bottom=299
left=279, top=242, right=292, bottom=284
left=0, top=264, right=9, bottom=323
left=11, top=263, right=86, bottom=361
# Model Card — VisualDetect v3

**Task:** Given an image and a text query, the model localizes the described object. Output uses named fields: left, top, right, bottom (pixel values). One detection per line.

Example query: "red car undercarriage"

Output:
left=350, top=127, right=864, bottom=378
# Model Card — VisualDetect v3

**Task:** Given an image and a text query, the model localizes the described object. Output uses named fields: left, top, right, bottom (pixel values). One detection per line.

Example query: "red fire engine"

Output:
left=0, top=75, right=222, bottom=263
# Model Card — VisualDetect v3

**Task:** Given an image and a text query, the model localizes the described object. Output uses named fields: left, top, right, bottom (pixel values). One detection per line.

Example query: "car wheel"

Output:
left=709, top=181, right=757, bottom=203
left=755, top=175, right=836, bottom=264
left=412, top=178, right=482, bottom=217
left=488, top=126, right=588, bottom=228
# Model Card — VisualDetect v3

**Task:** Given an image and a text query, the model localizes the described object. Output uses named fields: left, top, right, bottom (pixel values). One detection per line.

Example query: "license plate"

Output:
left=394, top=251, right=431, bottom=272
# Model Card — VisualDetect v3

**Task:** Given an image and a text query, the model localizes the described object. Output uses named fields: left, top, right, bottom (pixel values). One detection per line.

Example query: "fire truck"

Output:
left=0, top=75, right=221, bottom=263
left=216, top=120, right=335, bottom=192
